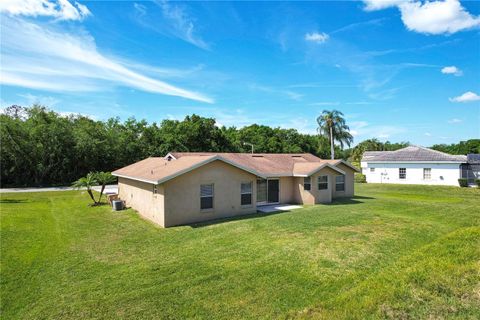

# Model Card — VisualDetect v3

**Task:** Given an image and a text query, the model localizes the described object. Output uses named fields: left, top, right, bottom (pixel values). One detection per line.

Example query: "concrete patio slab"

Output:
left=257, top=204, right=302, bottom=213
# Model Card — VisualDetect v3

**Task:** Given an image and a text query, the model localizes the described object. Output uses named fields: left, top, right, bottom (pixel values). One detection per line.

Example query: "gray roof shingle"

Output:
left=361, top=146, right=467, bottom=162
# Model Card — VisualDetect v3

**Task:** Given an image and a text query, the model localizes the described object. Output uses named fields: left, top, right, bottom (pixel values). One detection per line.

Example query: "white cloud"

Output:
left=155, top=0, right=209, bottom=50
left=57, top=111, right=97, bottom=119
left=285, top=91, right=303, bottom=101
left=0, top=17, right=213, bottom=103
left=363, top=0, right=405, bottom=11
left=448, top=118, right=462, bottom=124
left=449, top=91, right=480, bottom=103
left=349, top=120, right=406, bottom=140
left=248, top=84, right=303, bottom=101
left=424, top=132, right=432, bottom=137
left=305, top=32, right=329, bottom=44
left=0, top=0, right=91, bottom=21
left=18, top=93, right=60, bottom=107
left=363, top=0, right=480, bottom=34
left=441, top=66, right=463, bottom=76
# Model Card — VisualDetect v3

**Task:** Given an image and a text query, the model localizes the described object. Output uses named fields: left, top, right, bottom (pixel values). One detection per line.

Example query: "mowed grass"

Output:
left=1, top=184, right=479, bottom=319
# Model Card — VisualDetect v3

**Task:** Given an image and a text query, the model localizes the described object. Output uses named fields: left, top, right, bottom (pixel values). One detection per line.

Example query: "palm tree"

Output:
left=72, top=172, right=98, bottom=205
left=316, top=110, right=353, bottom=159
left=95, top=172, right=116, bottom=203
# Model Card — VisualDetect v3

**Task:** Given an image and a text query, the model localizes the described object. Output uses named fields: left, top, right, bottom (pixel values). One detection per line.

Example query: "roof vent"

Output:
left=252, top=155, right=264, bottom=158
left=291, top=155, right=302, bottom=158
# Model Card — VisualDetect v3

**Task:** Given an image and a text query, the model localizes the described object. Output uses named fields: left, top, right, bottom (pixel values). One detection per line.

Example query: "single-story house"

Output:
left=112, top=152, right=359, bottom=227
left=361, top=145, right=479, bottom=186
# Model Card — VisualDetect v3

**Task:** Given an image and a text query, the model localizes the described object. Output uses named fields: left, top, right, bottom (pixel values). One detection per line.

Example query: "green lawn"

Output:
left=1, top=184, right=479, bottom=319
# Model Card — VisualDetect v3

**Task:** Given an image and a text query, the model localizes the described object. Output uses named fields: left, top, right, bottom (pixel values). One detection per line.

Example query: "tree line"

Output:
left=1, top=105, right=478, bottom=187
left=0, top=105, right=331, bottom=186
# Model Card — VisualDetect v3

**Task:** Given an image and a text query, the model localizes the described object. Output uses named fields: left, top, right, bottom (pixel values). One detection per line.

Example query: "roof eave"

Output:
left=111, top=172, right=158, bottom=184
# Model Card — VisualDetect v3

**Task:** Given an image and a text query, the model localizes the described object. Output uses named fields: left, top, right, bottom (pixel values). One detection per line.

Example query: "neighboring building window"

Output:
left=200, top=184, right=214, bottom=210
left=423, top=168, right=431, bottom=180
left=318, top=175, right=328, bottom=190
left=304, top=177, right=311, bottom=190
left=153, top=185, right=158, bottom=194
left=335, top=175, right=345, bottom=191
left=399, top=168, right=406, bottom=179
left=241, top=182, right=252, bottom=205
left=370, top=168, right=375, bottom=172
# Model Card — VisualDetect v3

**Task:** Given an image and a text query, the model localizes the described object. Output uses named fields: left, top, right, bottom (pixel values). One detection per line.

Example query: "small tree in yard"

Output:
left=72, top=172, right=98, bottom=205
left=95, top=172, right=116, bottom=203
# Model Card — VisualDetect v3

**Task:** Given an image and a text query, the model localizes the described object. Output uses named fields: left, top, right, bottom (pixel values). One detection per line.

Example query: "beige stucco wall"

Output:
left=292, top=167, right=340, bottom=205
left=118, top=177, right=165, bottom=227
left=332, top=163, right=355, bottom=198
left=279, top=176, right=294, bottom=203
left=163, top=160, right=258, bottom=227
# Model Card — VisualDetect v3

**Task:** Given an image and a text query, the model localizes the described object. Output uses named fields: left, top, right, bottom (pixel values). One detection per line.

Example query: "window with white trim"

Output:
left=399, top=168, right=406, bottom=179
left=318, top=175, right=328, bottom=190
left=423, top=168, right=431, bottom=180
left=200, top=184, right=214, bottom=210
left=370, top=168, right=375, bottom=172
left=335, top=175, right=345, bottom=191
left=304, top=177, right=311, bottom=190
left=241, top=182, right=252, bottom=205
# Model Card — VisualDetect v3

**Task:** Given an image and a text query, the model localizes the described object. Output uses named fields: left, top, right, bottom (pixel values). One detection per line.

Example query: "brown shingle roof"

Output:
left=113, top=152, right=358, bottom=184
left=292, top=162, right=345, bottom=176
left=170, top=152, right=323, bottom=176
left=112, top=156, right=217, bottom=183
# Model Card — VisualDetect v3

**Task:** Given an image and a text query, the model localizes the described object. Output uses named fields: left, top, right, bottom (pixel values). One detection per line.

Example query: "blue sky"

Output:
left=1, top=0, right=479, bottom=146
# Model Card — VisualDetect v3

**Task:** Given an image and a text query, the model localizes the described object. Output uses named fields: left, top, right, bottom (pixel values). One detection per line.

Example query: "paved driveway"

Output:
left=0, top=185, right=118, bottom=194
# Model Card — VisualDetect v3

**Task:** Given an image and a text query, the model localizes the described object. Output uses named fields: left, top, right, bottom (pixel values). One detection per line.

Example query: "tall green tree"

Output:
left=316, top=110, right=353, bottom=159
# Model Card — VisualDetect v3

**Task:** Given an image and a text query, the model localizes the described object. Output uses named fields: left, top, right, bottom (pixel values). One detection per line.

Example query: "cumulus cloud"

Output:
left=363, top=0, right=480, bottom=34
left=0, top=17, right=213, bottom=103
left=441, top=66, right=462, bottom=76
left=0, top=0, right=91, bottom=21
left=305, top=32, right=329, bottom=44
left=449, top=91, right=480, bottom=103
left=363, top=0, right=405, bottom=11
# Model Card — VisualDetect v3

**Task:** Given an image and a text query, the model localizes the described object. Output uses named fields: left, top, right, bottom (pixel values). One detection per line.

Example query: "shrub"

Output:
left=475, top=179, right=480, bottom=188
left=458, top=178, right=468, bottom=187
left=355, top=173, right=367, bottom=183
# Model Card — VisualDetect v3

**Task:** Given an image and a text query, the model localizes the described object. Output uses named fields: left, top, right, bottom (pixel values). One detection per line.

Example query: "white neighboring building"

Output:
left=360, top=146, right=468, bottom=186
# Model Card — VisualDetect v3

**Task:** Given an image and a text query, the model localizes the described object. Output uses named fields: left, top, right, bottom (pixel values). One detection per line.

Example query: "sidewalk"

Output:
left=0, top=185, right=118, bottom=194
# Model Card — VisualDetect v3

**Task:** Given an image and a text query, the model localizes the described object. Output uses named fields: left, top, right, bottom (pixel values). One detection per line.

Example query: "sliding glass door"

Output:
left=257, top=178, right=279, bottom=205
left=256, top=179, right=267, bottom=205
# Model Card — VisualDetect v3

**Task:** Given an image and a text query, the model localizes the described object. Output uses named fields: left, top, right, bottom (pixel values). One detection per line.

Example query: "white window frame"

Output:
left=240, top=181, right=253, bottom=206
left=423, top=168, right=431, bottom=180
left=399, top=168, right=406, bottom=180
left=318, top=175, right=328, bottom=190
left=304, top=177, right=311, bottom=191
left=200, top=184, right=214, bottom=210
left=335, top=175, right=345, bottom=192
